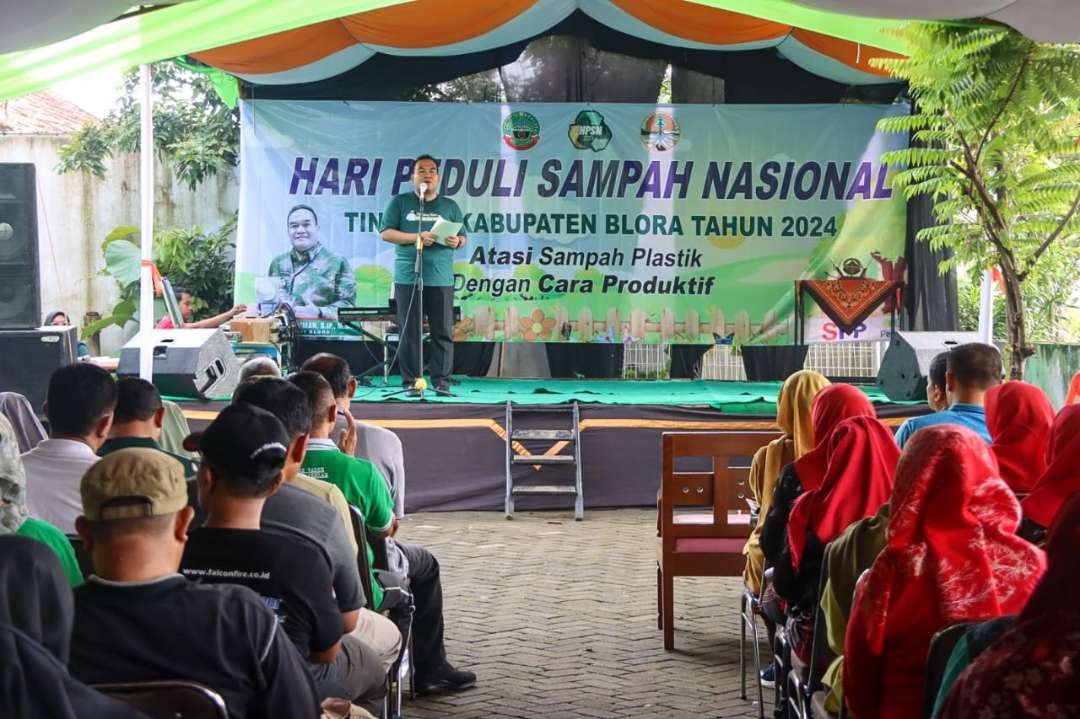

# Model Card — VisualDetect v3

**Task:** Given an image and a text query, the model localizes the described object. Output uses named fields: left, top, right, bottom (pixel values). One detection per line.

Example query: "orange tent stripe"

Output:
left=610, top=0, right=790, bottom=46
left=193, top=20, right=355, bottom=74
left=790, top=29, right=901, bottom=76
left=340, top=0, right=538, bottom=49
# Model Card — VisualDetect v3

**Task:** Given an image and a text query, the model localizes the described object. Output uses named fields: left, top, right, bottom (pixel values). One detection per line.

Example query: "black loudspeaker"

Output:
left=876, top=331, right=980, bottom=401
left=0, top=164, right=40, bottom=329
left=0, top=326, right=77, bottom=414
left=117, top=329, right=241, bottom=400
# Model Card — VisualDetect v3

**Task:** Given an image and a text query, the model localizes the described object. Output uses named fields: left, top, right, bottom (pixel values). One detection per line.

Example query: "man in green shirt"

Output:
left=379, top=154, right=466, bottom=397
left=290, top=371, right=476, bottom=696
left=268, top=204, right=357, bottom=319
left=99, top=378, right=196, bottom=477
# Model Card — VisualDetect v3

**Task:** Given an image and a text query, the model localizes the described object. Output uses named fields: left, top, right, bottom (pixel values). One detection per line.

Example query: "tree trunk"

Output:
left=1000, top=268, right=1034, bottom=379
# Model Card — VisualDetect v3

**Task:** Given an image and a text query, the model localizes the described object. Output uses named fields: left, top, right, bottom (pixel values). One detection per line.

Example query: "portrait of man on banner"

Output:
left=267, top=204, right=356, bottom=319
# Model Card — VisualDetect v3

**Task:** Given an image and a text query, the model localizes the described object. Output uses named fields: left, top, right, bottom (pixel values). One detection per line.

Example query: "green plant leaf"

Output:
left=104, top=238, right=142, bottom=288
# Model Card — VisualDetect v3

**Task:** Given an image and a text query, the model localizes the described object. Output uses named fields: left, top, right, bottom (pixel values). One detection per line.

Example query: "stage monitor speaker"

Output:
left=117, top=329, right=241, bottom=400
left=0, top=326, right=77, bottom=414
left=876, top=331, right=980, bottom=401
left=0, top=163, right=41, bottom=329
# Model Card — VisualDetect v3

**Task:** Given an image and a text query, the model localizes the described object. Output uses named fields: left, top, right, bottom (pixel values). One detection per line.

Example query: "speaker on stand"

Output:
left=876, top=331, right=980, bottom=401
left=117, top=329, right=242, bottom=400
left=0, top=163, right=41, bottom=329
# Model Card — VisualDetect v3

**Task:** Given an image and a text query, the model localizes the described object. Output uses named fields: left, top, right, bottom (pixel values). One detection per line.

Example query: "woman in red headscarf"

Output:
left=1020, top=404, right=1080, bottom=544
left=844, top=426, right=1045, bottom=719
left=760, top=384, right=877, bottom=590
left=938, top=492, right=1080, bottom=719
left=984, top=381, right=1054, bottom=493
left=786, top=415, right=900, bottom=583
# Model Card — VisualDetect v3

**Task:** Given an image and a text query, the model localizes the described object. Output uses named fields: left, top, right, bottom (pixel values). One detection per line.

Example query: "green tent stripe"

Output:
left=0, top=0, right=408, bottom=101
left=687, top=0, right=910, bottom=54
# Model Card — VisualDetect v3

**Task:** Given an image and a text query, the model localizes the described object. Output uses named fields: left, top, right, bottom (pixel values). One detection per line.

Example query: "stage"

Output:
left=178, top=378, right=925, bottom=513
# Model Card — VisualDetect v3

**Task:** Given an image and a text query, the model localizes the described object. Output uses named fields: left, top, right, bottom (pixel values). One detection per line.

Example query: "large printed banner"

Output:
left=237, top=101, right=908, bottom=344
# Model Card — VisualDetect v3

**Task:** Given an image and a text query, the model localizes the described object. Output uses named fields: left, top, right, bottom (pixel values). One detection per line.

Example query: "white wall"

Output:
left=0, top=134, right=237, bottom=353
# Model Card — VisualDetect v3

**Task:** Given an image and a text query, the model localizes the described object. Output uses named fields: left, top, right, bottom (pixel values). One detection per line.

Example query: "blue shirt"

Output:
left=894, top=403, right=990, bottom=449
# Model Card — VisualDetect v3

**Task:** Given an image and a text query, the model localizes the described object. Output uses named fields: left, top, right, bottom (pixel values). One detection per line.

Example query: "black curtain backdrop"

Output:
left=245, top=10, right=955, bottom=375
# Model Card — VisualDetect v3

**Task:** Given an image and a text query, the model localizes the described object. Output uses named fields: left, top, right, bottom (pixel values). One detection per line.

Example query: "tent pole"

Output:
left=977, top=269, right=994, bottom=345
left=138, top=63, right=154, bottom=380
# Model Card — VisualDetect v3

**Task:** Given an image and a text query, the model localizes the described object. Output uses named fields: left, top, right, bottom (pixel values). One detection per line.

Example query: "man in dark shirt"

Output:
left=69, top=448, right=320, bottom=719
left=179, top=403, right=386, bottom=706
left=98, top=377, right=196, bottom=476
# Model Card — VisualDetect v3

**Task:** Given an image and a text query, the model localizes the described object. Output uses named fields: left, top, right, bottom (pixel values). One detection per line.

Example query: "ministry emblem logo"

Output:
left=568, top=110, right=612, bottom=151
left=640, top=111, right=680, bottom=151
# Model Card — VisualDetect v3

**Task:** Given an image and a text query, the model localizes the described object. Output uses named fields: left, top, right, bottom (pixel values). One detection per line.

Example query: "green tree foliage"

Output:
left=86, top=218, right=237, bottom=336
left=57, top=62, right=238, bottom=191
left=876, top=24, right=1080, bottom=378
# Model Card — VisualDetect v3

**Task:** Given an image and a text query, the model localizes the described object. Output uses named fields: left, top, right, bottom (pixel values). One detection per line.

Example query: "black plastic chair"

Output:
left=348, top=504, right=414, bottom=719
left=924, top=623, right=973, bottom=718
left=94, top=680, right=227, bottom=719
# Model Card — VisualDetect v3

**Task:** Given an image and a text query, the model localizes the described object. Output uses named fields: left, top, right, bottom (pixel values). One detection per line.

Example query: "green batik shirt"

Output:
left=268, top=242, right=357, bottom=317
left=379, top=192, right=465, bottom=287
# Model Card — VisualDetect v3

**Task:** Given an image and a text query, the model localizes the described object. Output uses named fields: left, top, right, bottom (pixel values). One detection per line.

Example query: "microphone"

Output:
left=419, top=182, right=429, bottom=194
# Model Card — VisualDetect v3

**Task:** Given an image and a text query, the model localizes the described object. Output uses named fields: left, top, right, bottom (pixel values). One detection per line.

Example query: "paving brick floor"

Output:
left=396, top=509, right=771, bottom=719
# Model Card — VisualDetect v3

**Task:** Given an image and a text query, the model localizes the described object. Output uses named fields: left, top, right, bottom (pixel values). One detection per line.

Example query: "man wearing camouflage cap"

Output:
left=268, top=204, right=357, bottom=319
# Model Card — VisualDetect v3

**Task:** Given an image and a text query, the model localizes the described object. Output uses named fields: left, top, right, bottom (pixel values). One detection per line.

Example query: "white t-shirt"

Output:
left=23, top=438, right=100, bottom=534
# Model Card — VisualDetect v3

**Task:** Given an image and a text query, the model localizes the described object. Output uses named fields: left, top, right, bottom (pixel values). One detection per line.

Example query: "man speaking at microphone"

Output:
left=379, top=155, right=466, bottom=398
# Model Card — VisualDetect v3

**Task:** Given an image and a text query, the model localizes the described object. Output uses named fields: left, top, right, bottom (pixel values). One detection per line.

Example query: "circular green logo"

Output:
left=502, top=111, right=540, bottom=151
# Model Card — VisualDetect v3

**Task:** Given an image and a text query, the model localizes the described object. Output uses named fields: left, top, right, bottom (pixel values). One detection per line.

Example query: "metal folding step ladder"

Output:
left=504, top=401, right=583, bottom=520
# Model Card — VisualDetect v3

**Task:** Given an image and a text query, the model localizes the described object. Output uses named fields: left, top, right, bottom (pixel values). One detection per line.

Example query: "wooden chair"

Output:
left=94, top=680, right=228, bottom=719
left=657, top=430, right=780, bottom=650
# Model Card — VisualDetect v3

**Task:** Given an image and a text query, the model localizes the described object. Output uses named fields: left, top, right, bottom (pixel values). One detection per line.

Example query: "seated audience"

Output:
left=784, top=415, right=899, bottom=605
left=0, top=391, right=47, bottom=452
left=159, top=400, right=197, bottom=459
left=229, top=379, right=401, bottom=671
left=743, top=369, right=830, bottom=595
left=238, top=355, right=282, bottom=383
left=156, top=286, right=245, bottom=330
left=24, top=364, right=116, bottom=533
left=893, top=342, right=1001, bottom=448
left=1, top=415, right=82, bottom=585
left=181, top=403, right=383, bottom=708
left=301, top=353, right=406, bottom=516
left=289, top=372, right=394, bottom=608
left=938, top=492, right=1080, bottom=719
left=289, top=370, right=476, bottom=696
left=921, top=351, right=951, bottom=413
left=70, top=448, right=321, bottom=718
left=1020, top=404, right=1080, bottom=543
left=0, top=536, right=143, bottom=719
left=844, top=425, right=1045, bottom=719
left=760, top=384, right=877, bottom=592
left=818, top=502, right=890, bottom=713
left=99, top=378, right=196, bottom=476
left=984, top=380, right=1054, bottom=493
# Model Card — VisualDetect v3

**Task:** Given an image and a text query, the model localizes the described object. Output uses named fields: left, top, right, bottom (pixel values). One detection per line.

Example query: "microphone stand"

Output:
left=412, top=186, right=427, bottom=398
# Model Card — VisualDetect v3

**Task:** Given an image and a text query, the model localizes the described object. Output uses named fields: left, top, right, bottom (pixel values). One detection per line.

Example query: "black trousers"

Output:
left=397, top=542, right=447, bottom=678
left=394, top=283, right=453, bottom=387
